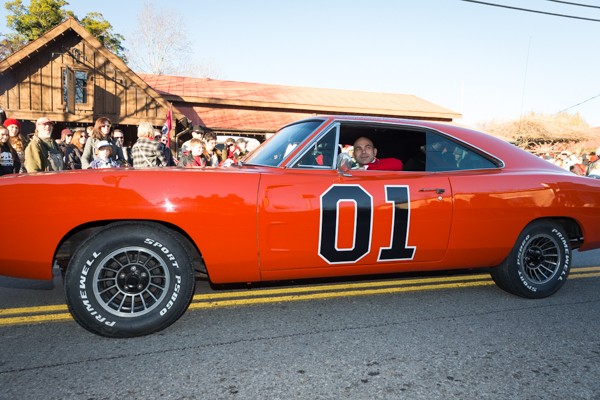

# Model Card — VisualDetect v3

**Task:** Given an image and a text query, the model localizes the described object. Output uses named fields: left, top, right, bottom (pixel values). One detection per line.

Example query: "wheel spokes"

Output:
left=523, top=234, right=560, bottom=284
left=93, top=247, right=170, bottom=317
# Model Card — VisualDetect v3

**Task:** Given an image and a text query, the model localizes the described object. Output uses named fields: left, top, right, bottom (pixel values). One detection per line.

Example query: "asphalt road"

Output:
left=1, top=250, right=599, bottom=400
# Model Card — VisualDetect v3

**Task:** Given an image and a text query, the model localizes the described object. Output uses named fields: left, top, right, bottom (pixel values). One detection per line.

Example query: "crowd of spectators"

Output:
left=0, top=116, right=253, bottom=176
left=1, top=115, right=600, bottom=178
left=538, top=148, right=600, bottom=177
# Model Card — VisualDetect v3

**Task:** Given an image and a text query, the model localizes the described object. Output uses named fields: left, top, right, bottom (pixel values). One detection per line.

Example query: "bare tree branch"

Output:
left=126, top=2, right=219, bottom=78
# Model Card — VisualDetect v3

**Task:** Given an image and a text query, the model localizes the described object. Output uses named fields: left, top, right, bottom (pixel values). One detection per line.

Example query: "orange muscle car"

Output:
left=2, top=116, right=599, bottom=337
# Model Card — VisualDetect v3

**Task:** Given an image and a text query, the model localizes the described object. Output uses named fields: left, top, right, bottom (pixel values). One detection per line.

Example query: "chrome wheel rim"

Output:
left=93, top=247, right=170, bottom=317
left=520, top=233, right=561, bottom=284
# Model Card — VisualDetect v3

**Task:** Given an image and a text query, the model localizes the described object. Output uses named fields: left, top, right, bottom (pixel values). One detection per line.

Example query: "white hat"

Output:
left=35, top=117, right=53, bottom=125
left=96, top=140, right=111, bottom=150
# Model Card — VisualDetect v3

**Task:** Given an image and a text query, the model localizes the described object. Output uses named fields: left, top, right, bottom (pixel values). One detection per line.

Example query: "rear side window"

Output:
left=425, top=132, right=497, bottom=172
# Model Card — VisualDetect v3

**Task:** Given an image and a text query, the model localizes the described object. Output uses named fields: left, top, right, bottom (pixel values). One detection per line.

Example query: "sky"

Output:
left=2, top=0, right=600, bottom=127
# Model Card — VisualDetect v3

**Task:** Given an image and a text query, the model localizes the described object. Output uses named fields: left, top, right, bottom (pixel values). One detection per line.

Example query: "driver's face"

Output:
left=353, top=137, right=377, bottom=166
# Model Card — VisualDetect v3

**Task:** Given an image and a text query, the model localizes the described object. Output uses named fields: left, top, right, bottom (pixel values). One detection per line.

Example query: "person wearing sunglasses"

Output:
left=56, top=128, right=73, bottom=167
left=112, top=129, right=132, bottom=167
left=220, top=137, right=241, bottom=167
left=81, top=117, right=125, bottom=168
left=64, top=128, right=86, bottom=170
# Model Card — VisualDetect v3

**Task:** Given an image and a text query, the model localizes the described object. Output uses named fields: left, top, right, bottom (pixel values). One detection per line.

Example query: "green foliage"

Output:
left=80, top=12, right=127, bottom=61
left=1, top=0, right=127, bottom=61
left=5, top=0, right=67, bottom=41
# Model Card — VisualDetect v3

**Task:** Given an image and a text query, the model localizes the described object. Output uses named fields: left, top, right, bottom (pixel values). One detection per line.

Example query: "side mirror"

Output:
left=337, top=153, right=353, bottom=177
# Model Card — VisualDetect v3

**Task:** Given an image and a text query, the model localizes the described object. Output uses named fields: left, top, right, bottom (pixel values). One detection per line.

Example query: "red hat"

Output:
left=3, top=118, right=20, bottom=129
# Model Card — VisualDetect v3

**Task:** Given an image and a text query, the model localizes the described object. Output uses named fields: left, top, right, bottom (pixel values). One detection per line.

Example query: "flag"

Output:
left=161, top=106, right=172, bottom=148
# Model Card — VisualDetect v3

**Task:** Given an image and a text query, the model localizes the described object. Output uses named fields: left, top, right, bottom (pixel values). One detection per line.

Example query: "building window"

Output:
left=63, top=70, right=88, bottom=104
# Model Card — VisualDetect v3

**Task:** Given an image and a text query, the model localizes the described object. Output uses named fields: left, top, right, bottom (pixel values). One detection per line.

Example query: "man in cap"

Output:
left=24, top=117, right=64, bottom=172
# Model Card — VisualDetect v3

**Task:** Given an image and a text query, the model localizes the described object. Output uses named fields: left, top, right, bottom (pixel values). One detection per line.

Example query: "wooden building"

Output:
left=0, top=17, right=178, bottom=142
left=0, top=17, right=461, bottom=147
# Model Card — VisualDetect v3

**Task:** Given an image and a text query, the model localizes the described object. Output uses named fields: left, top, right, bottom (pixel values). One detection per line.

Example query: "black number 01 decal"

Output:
left=319, top=184, right=416, bottom=264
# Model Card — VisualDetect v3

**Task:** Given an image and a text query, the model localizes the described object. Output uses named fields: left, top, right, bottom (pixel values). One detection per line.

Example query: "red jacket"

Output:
left=365, top=157, right=403, bottom=171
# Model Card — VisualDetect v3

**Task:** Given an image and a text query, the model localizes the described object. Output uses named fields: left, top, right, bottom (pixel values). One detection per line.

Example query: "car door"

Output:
left=257, top=167, right=453, bottom=272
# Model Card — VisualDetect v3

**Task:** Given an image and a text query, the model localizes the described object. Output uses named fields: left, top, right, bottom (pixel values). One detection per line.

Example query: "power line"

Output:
left=559, top=93, right=600, bottom=112
left=545, top=0, right=600, bottom=10
left=460, top=0, right=600, bottom=22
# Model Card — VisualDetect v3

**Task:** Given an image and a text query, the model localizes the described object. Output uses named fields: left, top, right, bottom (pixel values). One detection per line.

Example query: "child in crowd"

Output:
left=179, top=138, right=206, bottom=167
left=89, top=140, right=120, bottom=169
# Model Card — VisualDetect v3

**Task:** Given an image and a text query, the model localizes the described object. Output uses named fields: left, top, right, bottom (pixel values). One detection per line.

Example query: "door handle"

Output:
left=419, top=188, right=446, bottom=195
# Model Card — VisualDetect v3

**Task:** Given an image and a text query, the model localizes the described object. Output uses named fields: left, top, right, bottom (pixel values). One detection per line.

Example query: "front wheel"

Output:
left=491, top=221, right=571, bottom=299
left=64, top=222, right=196, bottom=337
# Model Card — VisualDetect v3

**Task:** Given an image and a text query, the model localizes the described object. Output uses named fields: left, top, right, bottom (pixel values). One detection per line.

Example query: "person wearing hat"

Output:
left=88, top=140, right=120, bottom=169
left=81, top=117, right=124, bottom=169
left=64, top=128, right=86, bottom=169
left=56, top=128, right=73, bottom=165
left=3, top=118, right=28, bottom=172
left=0, top=125, right=20, bottom=175
left=24, top=117, right=64, bottom=172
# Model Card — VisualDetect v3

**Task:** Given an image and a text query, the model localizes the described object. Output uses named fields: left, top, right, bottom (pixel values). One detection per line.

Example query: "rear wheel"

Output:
left=64, top=222, right=195, bottom=337
left=491, top=221, right=571, bottom=298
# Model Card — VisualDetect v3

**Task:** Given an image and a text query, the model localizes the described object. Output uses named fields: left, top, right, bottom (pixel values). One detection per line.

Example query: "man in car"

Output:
left=352, top=136, right=403, bottom=171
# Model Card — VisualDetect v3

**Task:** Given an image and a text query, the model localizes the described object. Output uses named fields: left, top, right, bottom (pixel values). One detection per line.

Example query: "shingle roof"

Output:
left=176, top=106, right=315, bottom=133
left=139, top=74, right=461, bottom=132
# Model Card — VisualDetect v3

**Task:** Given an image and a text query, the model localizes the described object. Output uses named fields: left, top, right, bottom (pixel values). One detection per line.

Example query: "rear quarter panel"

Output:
left=445, top=168, right=600, bottom=266
left=421, top=122, right=600, bottom=258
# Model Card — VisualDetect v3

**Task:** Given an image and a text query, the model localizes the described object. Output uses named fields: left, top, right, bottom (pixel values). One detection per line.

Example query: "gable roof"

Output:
left=139, top=74, right=461, bottom=132
left=0, top=17, right=180, bottom=124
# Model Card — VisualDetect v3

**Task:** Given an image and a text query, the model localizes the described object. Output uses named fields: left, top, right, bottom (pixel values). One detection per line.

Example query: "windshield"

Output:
left=244, top=119, right=325, bottom=167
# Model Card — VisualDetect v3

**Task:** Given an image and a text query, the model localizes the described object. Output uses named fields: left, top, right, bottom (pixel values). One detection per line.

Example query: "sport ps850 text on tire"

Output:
left=64, top=223, right=196, bottom=338
left=491, top=220, right=571, bottom=299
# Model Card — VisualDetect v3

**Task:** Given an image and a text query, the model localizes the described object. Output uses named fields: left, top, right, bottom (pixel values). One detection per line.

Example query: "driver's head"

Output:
left=353, top=136, right=377, bottom=167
